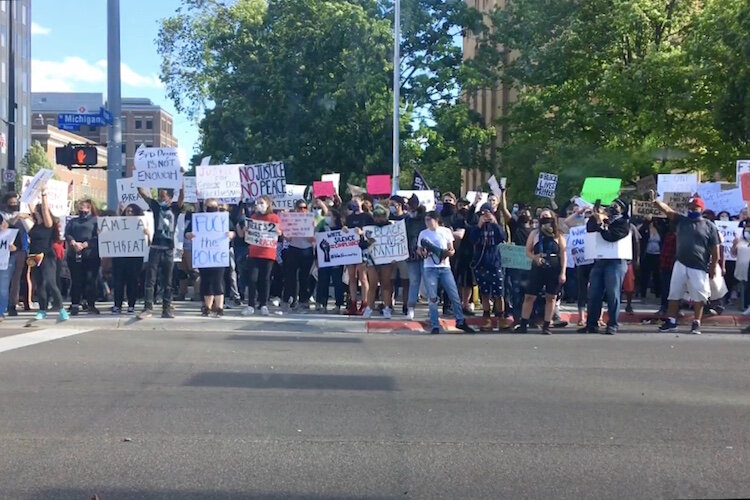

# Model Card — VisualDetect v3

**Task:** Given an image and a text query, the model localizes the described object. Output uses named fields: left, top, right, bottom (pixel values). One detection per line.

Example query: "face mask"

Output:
left=313, top=208, right=323, bottom=217
left=159, top=201, right=169, bottom=209
left=389, top=206, right=398, bottom=215
left=541, top=223, right=554, bottom=236
left=206, top=206, right=218, bottom=213
left=6, top=204, right=18, bottom=212
left=688, top=210, right=702, bottom=220
left=78, top=210, right=90, bottom=218
left=512, top=205, right=519, bottom=214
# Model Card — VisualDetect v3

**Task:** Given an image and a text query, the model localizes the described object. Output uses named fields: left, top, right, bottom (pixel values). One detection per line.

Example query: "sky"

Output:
left=31, top=0, right=199, bottom=157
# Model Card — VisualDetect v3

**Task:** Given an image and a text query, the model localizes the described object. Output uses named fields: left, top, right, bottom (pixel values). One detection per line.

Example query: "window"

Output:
left=146, top=120, right=153, bottom=130
left=22, top=105, right=26, bottom=126
left=21, top=5, right=26, bottom=25
left=0, top=2, right=5, bottom=13
left=121, top=143, right=126, bottom=153
left=135, top=119, right=142, bottom=129
left=1, top=62, right=4, bottom=84
left=1, top=25, right=6, bottom=47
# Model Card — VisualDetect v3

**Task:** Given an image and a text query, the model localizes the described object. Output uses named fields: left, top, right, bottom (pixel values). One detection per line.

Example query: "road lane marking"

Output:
left=0, top=327, right=95, bottom=354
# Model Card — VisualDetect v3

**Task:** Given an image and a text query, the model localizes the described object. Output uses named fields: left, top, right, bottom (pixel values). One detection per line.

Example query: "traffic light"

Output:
left=55, top=144, right=98, bottom=168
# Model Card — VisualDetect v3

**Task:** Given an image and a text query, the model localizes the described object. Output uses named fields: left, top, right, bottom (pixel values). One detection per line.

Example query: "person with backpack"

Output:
left=137, top=183, right=185, bottom=319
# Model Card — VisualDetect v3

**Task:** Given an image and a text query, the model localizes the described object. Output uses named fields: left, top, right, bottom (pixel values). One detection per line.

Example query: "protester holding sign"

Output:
left=111, top=204, right=149, bottom=314
left=314, top=208, right=346, bottom=313
left=0, top=192, right=27, bottom=318
left=64, top=198, right=100, bottom=316
left=283, top=199, right=316, bottom=311
left=0, top=216, right=18, bottom=321
left=360, top=205, right=397, bottom=319
left=388, top=196, right=410, bottom=315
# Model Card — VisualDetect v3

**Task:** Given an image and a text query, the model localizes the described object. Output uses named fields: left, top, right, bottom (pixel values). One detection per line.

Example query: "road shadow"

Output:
left=225, top=334, right=361, bottom=343
left=185, top=372, right=395, bottom=391
left=24, top=489, right=392, bottom=500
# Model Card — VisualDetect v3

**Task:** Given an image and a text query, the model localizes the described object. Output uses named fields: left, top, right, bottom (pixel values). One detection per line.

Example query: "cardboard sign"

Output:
left=663, top=192, right=691, bottom=215
left=97, top=216, right=151, bottom=258
left=245, top=219, right=279, bottom=248
left=396, top=190, right=436, bottom=211
left=313, top=181, right=335, bottom=198
left=714, top=221, right=739, bottom=262
left=19, top=169, right=54, bottom=205
left=635, top=175, right=657, bottom=195
left=196, top=164, right=242, bottom=203
left=21, top=175, right=70, bottom=217
left=273, top=184, right=308, bottom=211
left=191, top=211, right=230, bottom=268
left=498, top=243, right=531, bottom=270
left=362, top=219, right=408, bottom=265
left=567, top=225, right=594, bottom=267
left=316, top=229, right=363, bottom=268
left=182, top=176, right=198, bottom=204
left=116, top=178, right=150, bottom=211
left=320, top=173, right=340, bottom=195
left=239, top=162, right=287, bottom=202
left=0, top=228, right=18, bottom=270
left=348, top=184, right=367, bottom=197
left=279, top=211, right=314, bottom=238
left=465, top=191, right=489, bottom=206
left=702, top=188, right=746, bottom=216
left=657, top=173, right=697, bottom=197
left=741, top=173, right=750, bottom=201
left=631, top=200, right=667, bottom=218
left=736, top=160, right=750, bottom=182
left=366, top=175, right=391, bottom=196
left=535, top=172, right=557, bottom=198
left=581, top=177, right=621, bottom=204
left=133, top=147, right=183, bottom=190
left=584, top=232, right=633, bottom=261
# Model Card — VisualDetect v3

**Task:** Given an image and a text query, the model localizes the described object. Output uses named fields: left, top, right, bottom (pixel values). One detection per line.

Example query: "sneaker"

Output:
left=88, top=306, right=100, bottom=315
left=383, top=307, right=392, bottom=319
left=111, top=306, right=121, bottom=315
left=362, top=306, right=373, bottom=318
left=241, top=306, right=255, bottom=316
left=430, top=327, right=440, bottom=335
left=127, top=306, right=135, bottom=314
left=406, top=307, right=415, bottom=320
left=260, top=306, right=270, bottom=316
left=58, top=310, right=70, bottom=321
left=743, top=306, right=750, bottom=316
left=69, top=305, right=80, bottom=316
left=625, top=304, right=634, bottom=314
left=34, top=311, right=47, bottom=320
left=201, top=306, right=210, bottom=317
left=690, top=320, right=701, bottom=335
left=402, top=304, right=408, bottom=316
left=7, top=307, right=17, bottom=317
left=542, top=324, right=552, bottom=335
left=315, top=304, right=325, bottom=313
left=604, top=326, right=617, bottom=335
left=215, top=308, right=224, bottom=318
left=468, top=303, right=475, bottom=313
left=514, top=324, right=528, bottom=334
left=456, top=322, right=476, bottom=334
left=658, top=319, right=678, bottom=332
left=462, top=307, right=476, bottom=316
left=161, top=309, right=175, bottom=319
left=137, top=309, right=153, bottom=320
left=270, top=297, right=281, bottom=307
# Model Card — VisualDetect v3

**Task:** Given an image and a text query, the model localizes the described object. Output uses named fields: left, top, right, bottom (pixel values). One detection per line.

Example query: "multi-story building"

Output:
left=0, top=0, right=32, bottom=182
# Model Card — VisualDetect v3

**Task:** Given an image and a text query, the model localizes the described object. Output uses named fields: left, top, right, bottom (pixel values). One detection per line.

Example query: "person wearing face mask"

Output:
left=344, top=197, right=373, bottom=315
left=65, top=199, right=100, bottom=316
left=388, top=196, right=410, bottom=314
left=361, top=204, right=396, bottom=318
left=282, top=199, right=316, bottom=311
left=652, top=195, right=719, bottom=335
left=441, top=193, right=474, bottom=316
left=111, top=203, right=149, bottom=314
left=137, top=183, right=185, bottom=319
left=315, top=208, right=345, bottom=313
left=404, top=195, right=427, bottom=320
left=638, top=215, right=666, bottom=307
left=731, top=225, right=750, bottom=315
left=577, top=198, right=631, bottom=335
left=0, top=192, right=27, bottom=317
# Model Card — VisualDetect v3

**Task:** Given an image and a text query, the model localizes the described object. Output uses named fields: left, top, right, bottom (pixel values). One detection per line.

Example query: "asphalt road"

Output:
left=0, top=322, right=748, bottom=499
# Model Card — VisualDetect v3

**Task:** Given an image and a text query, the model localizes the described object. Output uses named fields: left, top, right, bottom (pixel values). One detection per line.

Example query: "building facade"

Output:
left=0, top=0, right=32, bottom=182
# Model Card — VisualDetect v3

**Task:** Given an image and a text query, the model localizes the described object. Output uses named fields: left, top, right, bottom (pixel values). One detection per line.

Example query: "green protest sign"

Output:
left=498, top=244, right=532, bottom=270
left=580, top=177, right=622, bottom=204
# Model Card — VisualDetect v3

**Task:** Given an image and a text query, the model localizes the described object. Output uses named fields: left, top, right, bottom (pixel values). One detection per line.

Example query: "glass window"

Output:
left=121, top=143, right=126, bottom=153
left=0, top=2, right=5, bottom=13
left=21, top=5, right=26, bottom=25
left=146, top=120, right=153, bottom=130
left=135, top=119, right=142, bottom=129
left=1, top=62, right=4, bottom=83
left=22, top=105, right=26, bottom=126
left=1, top=25, right=6, bottom=47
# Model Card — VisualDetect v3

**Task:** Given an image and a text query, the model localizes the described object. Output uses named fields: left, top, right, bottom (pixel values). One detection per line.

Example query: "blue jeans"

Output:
left=317, top=265, right=345, bottom=307
left=406, top=261, right=423, bottom=307
left=586, top=259, right=627, bottom=330
left=423, top=266, right=465, bottom=329
left=505, top=268, right=529, bottom=321
left=0, top=254, right=16, bottom=316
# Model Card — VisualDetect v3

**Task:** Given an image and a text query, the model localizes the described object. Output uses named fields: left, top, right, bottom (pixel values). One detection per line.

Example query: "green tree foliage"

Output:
left=17, top=141, right=52, bottom=192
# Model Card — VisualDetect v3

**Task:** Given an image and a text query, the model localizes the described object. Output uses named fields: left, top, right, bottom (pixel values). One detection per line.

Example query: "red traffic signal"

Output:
left=55, top=145, right=98, bottom=167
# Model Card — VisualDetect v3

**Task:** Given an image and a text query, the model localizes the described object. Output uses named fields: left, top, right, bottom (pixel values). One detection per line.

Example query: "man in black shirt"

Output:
left=137, top=183, right=185, bottom=319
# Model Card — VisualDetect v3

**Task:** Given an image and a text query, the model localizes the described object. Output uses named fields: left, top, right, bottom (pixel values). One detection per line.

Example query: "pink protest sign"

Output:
left=366, top=175, right=391, bottom=195
left=313, top=181, right=335, bottom=198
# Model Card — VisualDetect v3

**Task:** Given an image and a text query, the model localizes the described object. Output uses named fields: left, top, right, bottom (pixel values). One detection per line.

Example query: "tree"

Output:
left=17, top=141, right=52, bottom=192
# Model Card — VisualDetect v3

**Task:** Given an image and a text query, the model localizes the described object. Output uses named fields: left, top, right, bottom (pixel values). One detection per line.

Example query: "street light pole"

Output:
left=391, top=0, right=400, bottom=195
left=106, top=0, right=123, bottom=210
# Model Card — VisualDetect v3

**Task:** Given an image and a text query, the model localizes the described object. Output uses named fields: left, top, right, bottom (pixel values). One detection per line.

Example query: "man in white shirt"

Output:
left=417, top=211, right=476, bottom=335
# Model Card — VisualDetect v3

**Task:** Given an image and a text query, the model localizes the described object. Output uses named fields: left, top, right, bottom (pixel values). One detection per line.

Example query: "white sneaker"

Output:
left=241, top=306, right=255, bottom=316
left=362, top=306, right=373, bottom=318
left=743, top=306, right=750, bottom=316
left=260, top=306, right=270, bottom=316
left=406, top=307, right=415, bottom=320
left=383, top=307, right=392, bottom=319
left=468, top=303, right=475, bottom=312
left=270, top=297, right=280, bottom=307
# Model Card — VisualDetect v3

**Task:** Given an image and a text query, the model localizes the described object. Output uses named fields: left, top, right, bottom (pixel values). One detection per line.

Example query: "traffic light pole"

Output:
left=106, top=0, right=123, bottom=210
left=6, top=0, right=15, bottom=193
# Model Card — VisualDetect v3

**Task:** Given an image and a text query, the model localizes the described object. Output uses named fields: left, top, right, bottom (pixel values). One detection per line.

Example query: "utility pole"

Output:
left=391, top=0, right=400, bottom=195
left=106, top=0, right=123, bottom=210
left=6, top=0, right=15, bottom=192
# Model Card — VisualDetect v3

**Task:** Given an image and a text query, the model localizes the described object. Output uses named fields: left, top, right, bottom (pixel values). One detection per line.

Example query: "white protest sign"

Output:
left=465, top=191, right=489, bottom=206
left=273, top=184, right=308, bottom=210
left=196, top=164, right=242, bottom=203
left=535, top=172, right=557, bottom=198
left=245, top=219, right=279, bottom=248
left=488, top=175, right=502, bottom=197
left=657, top=173, right=698, bottom=198
left=0, top=228, right=18, bottom=270
left=116, top=178, right=149, bottom=211
left=239, top=162, right=287, bottom=202
left=21, top=176, right=69, bottom=217
left=584, top=232, right=633, bottom=261
left=702, top=188, right=746, bottom=216
left=133, top=147, right=183, bottom=190
left=200, top=156, right=211, bottom=166
left=736, top=160, right=750, bottom=182
left=97, top=216, right=150, bottom=258
left=715, top=220, right=740, bottom=262
left=279, top=211, right=314, bottom=238
left=191, top=211, right=230, bottom=268
left=572, top=197, right=594, bottom=210
left=396, top=190, right=436, bottom=211
left=321, top=173, right=340, bottom=195
left=697, top=182, right=722, bottom=199
left=182, top=176, right=198, bottom=204
left=567, top=225, right=593, bottom=267
left=19, top=169, right=54, bottom=205
left=362, top=219, right=408, bottom=265
left=316, top=229, right=363, bottom=268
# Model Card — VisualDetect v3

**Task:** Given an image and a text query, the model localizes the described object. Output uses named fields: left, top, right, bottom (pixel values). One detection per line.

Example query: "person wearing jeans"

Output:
left=404, top=195, right=426, bottom=320
left=417, top=211, right=475, bottom=335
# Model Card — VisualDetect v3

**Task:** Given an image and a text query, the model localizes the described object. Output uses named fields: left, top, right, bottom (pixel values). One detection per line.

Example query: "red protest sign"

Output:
left=313, top=181, right=335, bottom=198
left=366, top=175, right=391, bottom=195
left=741, top=173, right=750, bottom=201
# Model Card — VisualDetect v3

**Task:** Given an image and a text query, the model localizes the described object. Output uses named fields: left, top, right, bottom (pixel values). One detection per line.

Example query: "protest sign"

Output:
left=191, top=211, right=230, bottom=268
left=635, top=175, right=657, bottom=195
left=584, top=232, right=633, bottom=261
left=272, top=184, right=307, bottom=210
left=97, top=216, right=150, bottom=258
left=396, top=190, right=436, bottom=211
left=133, top=147, right=183, bottom=190
left=567, top=225, right=594, bottom=267
left=348, top=184, right=367, bottom=197
left=498, top=243, right=531, bottom=270
left=631, top=200, right=666, bottom=218
left=362, top=219, right=408, bottom=265
left=316, top=229, right=363, bottom=268
left=0, top=228, right=18, bottom=270
left=196, top=164, right=242, bottom=203
left=366, top=175, right=392, bottom=196
left=313, top=181, right=335, bottom=198
left=321, top=173, right=340, bottom=195
left=279, top=211, right=314, bottom=238
left=465, top=191, right=489, bottom=206
left=657, top=173, right=697, bottom=197
left=736, top=160, right=750, bottom=182
left=239, top=162, right=287, bottom=202
left=19, top=169, right=54, bottom=205
left=116, top=178, right=150, bottom=211
left=581, top=177, right=622, bottom=204
left=697, top=182, right=722, bottom=199
left=245, top=219, right=279, bottom=248
left=715, top=221, right=740, bottom=263
left=21, top=176, right=69, bottom=217
left=741, top=173, right=750, bottom=201
left=182, top=176, right=198, bottom=204
left=535, top=172, right=557, bottom=198
left=702, top=188, right=746, bottom=216
left=488, top=175, right=503, bottom=197
left=663, top=192, right=691, bottom=215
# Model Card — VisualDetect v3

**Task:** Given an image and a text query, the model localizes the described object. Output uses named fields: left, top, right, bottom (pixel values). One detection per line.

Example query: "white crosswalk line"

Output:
left=0, top=327, right=95, bottom=354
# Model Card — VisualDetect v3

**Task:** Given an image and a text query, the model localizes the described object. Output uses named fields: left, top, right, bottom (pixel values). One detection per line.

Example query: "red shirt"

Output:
left=659, top=232, right=676, bottom=270
left=248, top=212, right=281, bottom=260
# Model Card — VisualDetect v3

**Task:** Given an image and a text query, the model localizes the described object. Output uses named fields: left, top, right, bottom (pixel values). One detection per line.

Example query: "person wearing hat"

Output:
left=652, top=194, right=720, bottom=334
left=577, top=197, right=631, bottom=334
